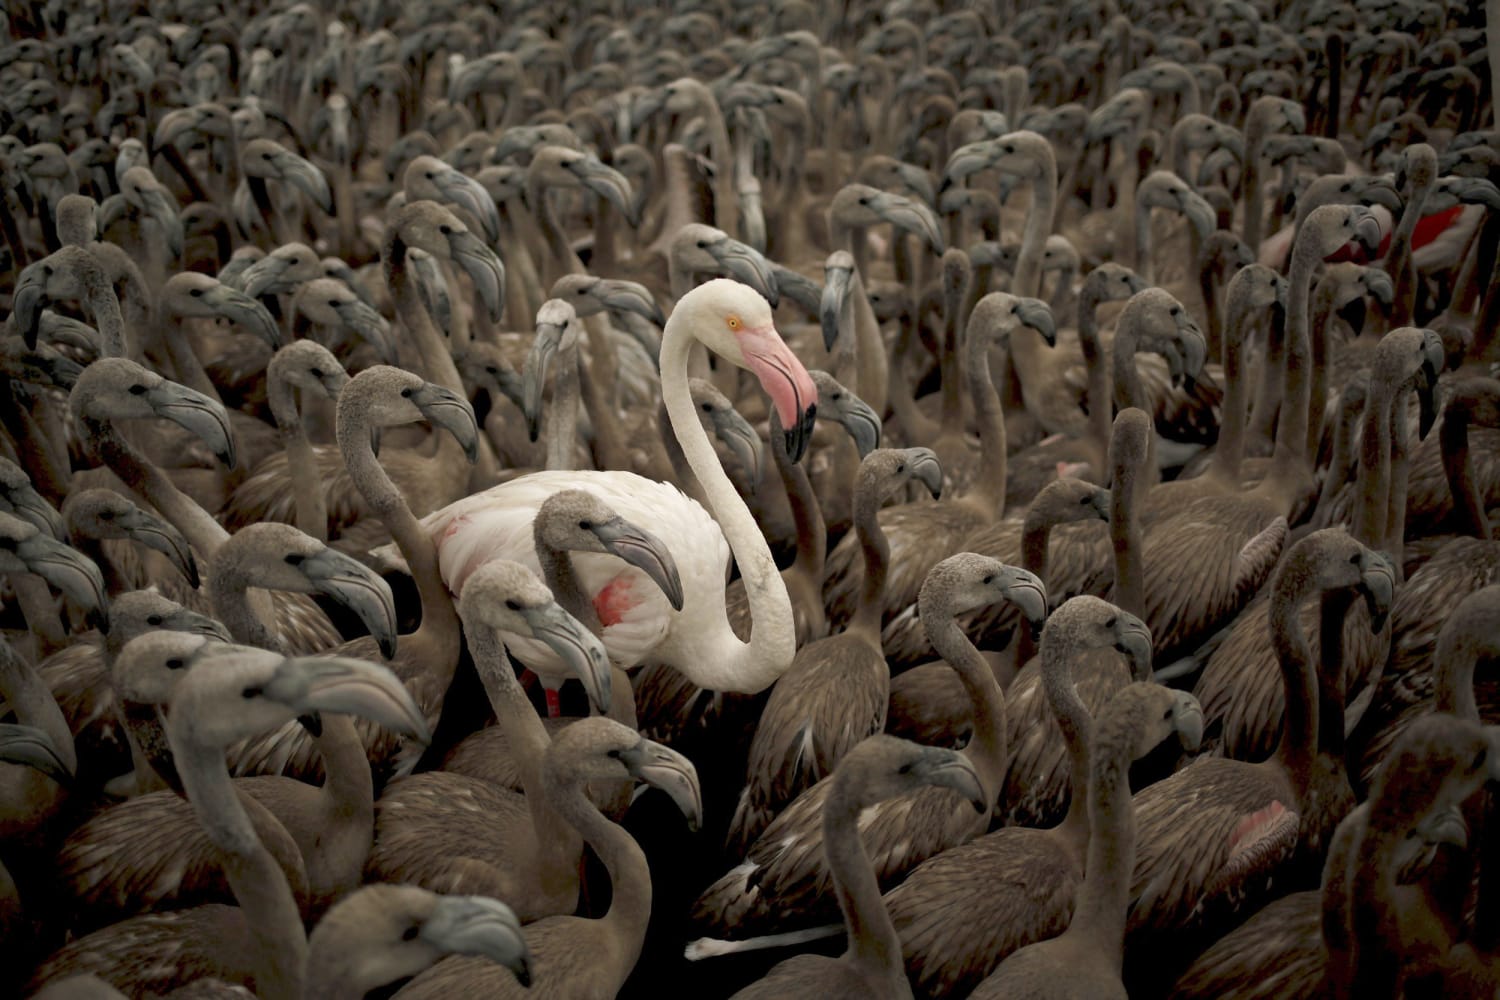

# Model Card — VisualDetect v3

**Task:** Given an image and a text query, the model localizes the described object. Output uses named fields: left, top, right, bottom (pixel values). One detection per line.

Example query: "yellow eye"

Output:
left=726, top=315, right=742, bottom=331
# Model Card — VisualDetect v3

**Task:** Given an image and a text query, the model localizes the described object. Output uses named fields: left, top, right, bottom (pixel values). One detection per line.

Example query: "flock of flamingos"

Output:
left=2, top=0, right=1500, bottom=997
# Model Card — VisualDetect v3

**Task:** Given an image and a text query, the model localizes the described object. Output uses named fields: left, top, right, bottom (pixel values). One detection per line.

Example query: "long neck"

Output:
left=1440, top=405, right=1491, bottom=541
left=210, top=558, right=288, bottom=654
left=1320, top=808, right=1363, bottom=997
left=386, top=240, right=466, bottom=398
left=963, top=324, right=1007, bottom=517
left=1306, top=282, right=1338, bottom=462
left=825, top=777, right=906, bottom=984
left=1078, top=286, right=1112, bottom=456
left=470, top=627, right=580, bottom=893
left=543, top=341, right=581, bottom=471
left=1383, top=180, right=1429, bottom=329
left=85, top=280, right=128, bottom=359
left=1262, top=245, right=1316, bottom=504
left=1012, top=511, right=1057, bottom=670
left=285, top=424, right=328, bottom=543
left=886, top=303, right=939, bottom=445
left=1243, top=119, right=1267, bottom=251
left=85, top=414, right=228, bottom=560
left=1064, top=715, right=1135, bottom=968
left=1015, top=161, right=1057, bottom=300
left=776, top=428, right=827, bottom=613
left=1348, top=808, right=1423, bottom=1000
left=1353, top=382, right=1394, bottom=547
left=927, top=614, right=1006, bottom=797
left=659, top=318, right=793, bottom=691
left=549, top=776, right=652, bottom=986
left=1110, top=422, right=1145, bottom=618
left=311, top=713, right=375, bottom=902
left=176, top=734, right=307, bottom=1000
left=341, top=412, right=460, bottom=666
left=849, top=482, right=892, bottom=640
left=1133, top=192, right=1156, bottom=287
left=849, top=268, right=889, bottom=415
left=1210, top=294, right=1251, bottom=483
left=1044, top=638, right=1095, bottom=843
left=0, top=639, right=76, bottom=776
left=577, top=317, right=630, bottom=470
left=537, top=544, right=602, bottom=633
left=1383, top=393, right=1413, bottom=564
left=1270, top=573, right=1318, bottom=779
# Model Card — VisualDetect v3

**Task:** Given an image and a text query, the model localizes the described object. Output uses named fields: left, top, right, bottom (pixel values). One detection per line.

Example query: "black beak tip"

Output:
left=379, top=636, right=397, bottom=660
left=89, top=607, right=109, bottom=634
left=185, top=562, right=201, bottom=589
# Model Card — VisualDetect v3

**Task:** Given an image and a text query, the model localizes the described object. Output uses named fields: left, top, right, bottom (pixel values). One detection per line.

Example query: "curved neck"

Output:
left=1440, top=405, right=1491, bottom=540
left=926, top=614, right=1006, bottom=797
left=1064, top=711, right=1136, bottom=969
left=548, top=775, right=651, bottom=987
left=1353, top=381, right=1394, bottom=547
left=1044, top=637, right=1094, bottom=842
left=385, top=240, right=466, bottom=399
left=849, top=480, right=892, bottom=640
left=1078, top=287, right=1113, bottom=456
left=824, top=776, right=906, bottom=984
left=1015, top=160, right=1057, bottom=301
left=311, top=713, right=375, bottom=898
left=83, top=413, right=228, bottom=560
left=1269, top=572, right=1319, bottom=778
left=1110, top=437, right=1144, bottom=619
left=268, top=380, right=328, bottom=541
left=847, top=269, right=889, bottom=416
left=543, top=340, right=582, bottom=471
left=776, top=428, right=827, bottom=615
left=1383, top=393, right=1413, bottom=563
left=659, top=317, right=793, bottom=691
left=1261, top=245, right=1316, bottom=504
left=340, top=410, right=460, bottom=666
left=209, top=558, right=288, bottom=654
left=963, top=325, right=1008, bottom=517
left=175, top=732, right=307, bottom=1000
left=1210, top=295, right=1252, bottom=483
left=1317, top=590, right=1358, bottom=759
left=887, top=303, right=939, bottom=445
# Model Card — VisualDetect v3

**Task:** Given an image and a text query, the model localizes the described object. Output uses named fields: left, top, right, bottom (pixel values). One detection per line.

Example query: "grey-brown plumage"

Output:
left=727, top=447, right=940, bottom=852
left=1128, top=529, right=1394, bottom=938
left=731, top=737, right=985, bottom=1000
left=970, top=683, right=1203, bottom=1000
left=394, top=719, right=701, bottom=999
left=690, top=555, right=1045, bottom=940
left=885, top=596, right=1156, bottom=999
left=367, top=560, right=609, bottom=922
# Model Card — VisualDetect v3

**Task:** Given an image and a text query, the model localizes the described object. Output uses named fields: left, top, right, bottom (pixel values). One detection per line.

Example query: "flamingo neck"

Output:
left=1078, top=288, right=1113, bottom=457
left=1210, top=296, right=1252, bottom=484
left=848, top=267, right=889, bottom=416
left=175, top=729, right=307, bottom=1000
left=1269, top=569, right=1319, bottom=780
left=1260, top=242, right=1317, bottom=507
left=660, top=317, right=794, bottom=693
left=309, top=713, right=375, bottom=910
left=270, top=383, right=329, bottom=543
left=824, top=773, right=906, bottom=984
left=963, top=322, right=1008, bottom=519
left=927, top=615, right=1006, bottom=798
left=1441, top=405, right=1490, bottom=542
left=1063, top=705, right=1135, bottom=968
left=1044, top=637, right=1095, bottom=846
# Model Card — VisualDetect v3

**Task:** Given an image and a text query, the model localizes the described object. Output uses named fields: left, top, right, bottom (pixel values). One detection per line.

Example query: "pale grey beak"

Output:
left=709, top=237, right=779, bottom=307
left=619, top=737, right=703, bottom=832
left=118, top=504, right=200, bottom=588
left=448, top=229, right=506, bottom=323
left=523, top=602, right=612, bottom=714
left=296, top=548, right=399, bottom=660
left=820, top=263, right=851, bottom=352
left=420, top=895, right=532, bottom=987
left=202, top=283, right=283, bottom=349
left=12, top=531, right=108, bottom=631
left=1001, top=567, right=1049, bottom=628
left=0, top=723, right=73, bottom=785
left=917, top=749, right=986, bottom=813
left=269, top=147, right=333, bottom=213
left=591, top=516, right=685, bottom=612
left=263, top=654, right=429, bottom=741
left=146, top=379, right=236, bottom=469
left=1174, top=692, right=1205, bottom=752
left=1015, top=297, right=1056, bottom=346
left=411, top=381, right=480, bottom=464
left=907, top=448, right=944, bottom=498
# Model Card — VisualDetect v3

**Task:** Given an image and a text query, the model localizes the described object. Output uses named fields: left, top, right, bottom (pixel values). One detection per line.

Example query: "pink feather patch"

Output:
left=593, top=574, right=638, bottom=627
left=1227, top=801, right=1290, bottom=856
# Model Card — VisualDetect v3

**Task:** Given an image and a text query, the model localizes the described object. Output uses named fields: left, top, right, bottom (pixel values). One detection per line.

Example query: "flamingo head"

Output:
left=677, top=279, right=817, bottom=463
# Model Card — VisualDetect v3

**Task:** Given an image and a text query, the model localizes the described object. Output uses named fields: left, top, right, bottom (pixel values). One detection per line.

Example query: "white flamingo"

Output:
left=378, top=279, right=817, bottom=701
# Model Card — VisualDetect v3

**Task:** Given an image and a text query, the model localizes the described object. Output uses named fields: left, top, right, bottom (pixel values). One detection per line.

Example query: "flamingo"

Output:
left=377, top=279, right=816, bottom=698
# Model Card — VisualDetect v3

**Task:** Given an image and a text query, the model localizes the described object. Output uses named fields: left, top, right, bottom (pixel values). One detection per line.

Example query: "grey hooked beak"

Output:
left=448, top=229, right=506, bottom=323
left=591, top=516, right=684, bottom=612
left=705, top=404, right=765, bottom=486
left=835, top=395, right=883, bottom=460
left=619, top=737, right=703, bottom=832
left=410, top=381, right=480, bottom=464
left=595, top=278, right=666, bottom=326
left=1455, top=177, right=1500, bottom=211
left=1181, top=189, right=1218, bottom=239
left=1361, top=269, right=1396, bottom=307
left=918, top=750, right=987, bottom=813
left=908, top=448, right=944, bottom=499
left=1360, top=552, right=1395, bottom=633
left=133, top=179, right=183, bottom=259
left=942, top=138, right=998, bottom=189
left=819, top=263, right=852, bottom=352
left=166, top=608, right=234, bottom=643
left=296, top=548, right=399, bottom=660
left=146, top=380, right=236, bottom=469
left=524, top=602, right=612, bottom=714
left=872, top=191, right=945, bottom=254
left=14, top=532, right=108, bottom=632
left=1174, top=692, right=1205, bottom=752
left=240, top=253, right=299, bottom=299
left=119, top=504, right=200, bottom=588
left=6, top=344, right=83, bottom=391
left=0, top=723, right=73, bottom=785
left=784, top=401, right=818, bottom=466
left=4, top=484, right=65, bottom=541
left=771, top=264, right=824, bottom=315
left=270, top=147, right=333, bottom=213
left=572, top=156, right=640, bottom=228
left=1001, top=567, right=1049, bottom=628
left=37, top=312, right=101, bottom=356
left=1016, top=297, right=1057, bottom=346
left=1117, top=619, right=1155, bottom=681
left=1089, top=487, right=1112, bottom=521
left=895, top=162, right=937, bottom=207
left=12, top=262, right=48, bottom=348
left=262, top=654, right=429, bottom=741
left=1353, top=213, right=1384, bottom=259
left=202, top=283, right=283, bottom=349
left=1417, top=331, right=1445, bottom=440
left=420, top=895, right=532, bottom=988
left=1415, top=802, right=1470, bottom=849
left=433, top=166, right=502, bottom=243
left=710, top=239, right=779, bottom=307
left=332, top=298, right=397, bottom=363
left=1357, top=178, right=1404, bottom=214
left=491, top=126, right=548, bottom=164
left=522, top=319, right=566, bottom=442
left=1175, top=315, right=1209, bottom=393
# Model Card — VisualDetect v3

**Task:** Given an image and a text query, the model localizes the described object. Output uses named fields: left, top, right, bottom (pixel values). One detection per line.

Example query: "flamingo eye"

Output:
left=504, top=599, right=520, bottom=611
left=725, top=315, right=742, bottom=331
left=1105, top=616, right=1118, bottom=628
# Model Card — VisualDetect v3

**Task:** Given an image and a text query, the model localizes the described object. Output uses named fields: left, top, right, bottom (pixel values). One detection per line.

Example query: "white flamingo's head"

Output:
left=676, top=278, right=818, bottom=462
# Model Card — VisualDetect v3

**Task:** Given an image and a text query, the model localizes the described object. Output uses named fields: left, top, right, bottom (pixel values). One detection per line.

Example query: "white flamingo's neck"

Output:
left=660, top=316, right=794, bottom=693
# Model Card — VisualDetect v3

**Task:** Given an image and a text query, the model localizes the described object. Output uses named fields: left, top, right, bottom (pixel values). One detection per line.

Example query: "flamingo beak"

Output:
left=265, top=655, right=429, bottom=741
left=0, top=723, right=73, bottom=785
left=296, top=548, right=399, bottom=660
left=420, top=895, right=532, bottom=988
left=590, top=517, right=684, bottom=612
left=909, top=448, right=944, bottom=499
left=1174, top=693, right=1205, bottom=752
left=119, top=504, right=200, bottom=588
left=13, top=532, right=108, bottom=632
left=739, top=324, right=817, bottom=464
left=820, top=263, right=852, bottom=352
left=837, top=394, right=884, bottom=460
left=411, top=382, right=480, bottom=464
left=620, top=737, right=703, bottom=832
left=524, top=603, right=612, bottom=715
left=917, top=749, right=987, bottom=813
